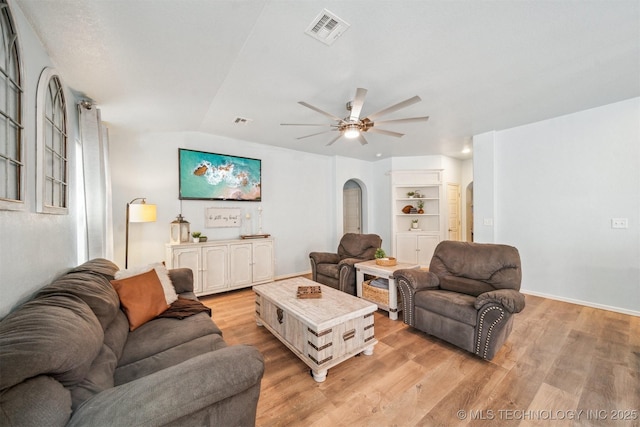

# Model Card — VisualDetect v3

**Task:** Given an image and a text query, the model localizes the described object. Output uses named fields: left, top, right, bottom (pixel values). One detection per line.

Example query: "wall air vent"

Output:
left=305, top=9, right=350, bottom=46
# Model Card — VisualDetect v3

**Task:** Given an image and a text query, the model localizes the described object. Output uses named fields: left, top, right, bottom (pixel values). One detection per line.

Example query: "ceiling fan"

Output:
left=281, top=88, right=429, bottom=146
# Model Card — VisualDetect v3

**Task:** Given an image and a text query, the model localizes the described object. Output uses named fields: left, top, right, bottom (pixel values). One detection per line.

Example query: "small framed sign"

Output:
left=205, top=207, right=241, bottom=228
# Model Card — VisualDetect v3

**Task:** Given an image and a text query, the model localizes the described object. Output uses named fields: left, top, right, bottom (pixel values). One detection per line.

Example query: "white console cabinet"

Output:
left=165, top=238, right=274, bottom=296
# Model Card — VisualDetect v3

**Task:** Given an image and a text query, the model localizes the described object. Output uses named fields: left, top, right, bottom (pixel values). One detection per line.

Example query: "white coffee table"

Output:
left=253, top=277, right=378, bottom=382
left=355, top=259, right=420, bottom=320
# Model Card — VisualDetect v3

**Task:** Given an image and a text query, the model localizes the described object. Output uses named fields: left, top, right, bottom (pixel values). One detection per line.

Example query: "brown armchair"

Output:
left=394, top=241, right=524, bottom=360
left=309, top=233, right=382, bottom=295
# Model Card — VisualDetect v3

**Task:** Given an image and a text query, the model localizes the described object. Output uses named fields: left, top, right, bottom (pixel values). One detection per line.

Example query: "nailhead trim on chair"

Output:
left=475, top=305, right=505, bottom=359
left=396, top=278, right=415, bottom=326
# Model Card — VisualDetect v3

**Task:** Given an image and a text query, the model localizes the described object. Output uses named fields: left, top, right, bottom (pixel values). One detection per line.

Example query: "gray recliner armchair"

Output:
left=309, top=233, right=382, bottom=295
left=394, top=240, right=525, bottom=360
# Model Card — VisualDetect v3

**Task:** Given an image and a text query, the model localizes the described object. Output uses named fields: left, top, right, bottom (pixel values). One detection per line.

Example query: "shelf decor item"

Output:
left=170, top=214, right=190, bottom=244
left=191, top=231, right=201, bottom=243
left=374, top=247, right=397, bottom=266
left=375, top=257, right=397, bottom=266
left=296, top=285, right=322, bottom=299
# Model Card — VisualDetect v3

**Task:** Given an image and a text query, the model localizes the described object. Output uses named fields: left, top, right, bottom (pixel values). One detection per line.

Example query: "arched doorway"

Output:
left=343, top=180, right=362, bottom=234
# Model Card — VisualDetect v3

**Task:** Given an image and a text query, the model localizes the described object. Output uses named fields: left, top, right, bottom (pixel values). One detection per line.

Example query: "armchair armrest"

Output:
left=309, top=252, right=340, bottom=265
left=475, top=289, right=525, bottom=313
left=168, top=268, right=194, bottom=294
left=393, top=269, right=439, bottom=293
left=68, top=345, right=264, bottom=427
left=393, top=269, right=439, bottom=327
left=337, top=257, right=363, bottom=269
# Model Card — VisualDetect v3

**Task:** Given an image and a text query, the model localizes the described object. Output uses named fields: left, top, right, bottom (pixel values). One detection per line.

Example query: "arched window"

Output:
left=36, top=68, right=68, bottom=214
left=0, top=0, right=24, bottom=210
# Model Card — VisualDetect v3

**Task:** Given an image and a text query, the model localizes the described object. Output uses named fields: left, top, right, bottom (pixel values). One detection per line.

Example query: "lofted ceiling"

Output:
left=14, top=0, right=640, bottom=161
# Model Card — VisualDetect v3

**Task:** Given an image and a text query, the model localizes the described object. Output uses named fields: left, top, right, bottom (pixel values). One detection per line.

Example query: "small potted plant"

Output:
left=191, top=231, right=201, bottom=243
left=417, top=200, right=425, bottom=214
left=374, top=248, right=396, bottom=266
left=406, top=191, right=415, bottom=198
left=199, top=235, right=208, bottom=242
left=412, top=219, right=419, bottom=229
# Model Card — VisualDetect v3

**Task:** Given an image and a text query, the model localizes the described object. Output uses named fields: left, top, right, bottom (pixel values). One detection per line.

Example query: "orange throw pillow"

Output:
left=111, top=269, right=170, bottom=331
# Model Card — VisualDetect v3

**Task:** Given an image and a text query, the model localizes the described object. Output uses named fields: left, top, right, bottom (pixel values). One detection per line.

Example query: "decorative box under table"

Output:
left=253, top=277, right=378, bottom=382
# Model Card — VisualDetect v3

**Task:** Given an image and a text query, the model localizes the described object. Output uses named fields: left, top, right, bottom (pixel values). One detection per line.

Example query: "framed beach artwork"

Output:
left=178, top=148, right=262, bottom=201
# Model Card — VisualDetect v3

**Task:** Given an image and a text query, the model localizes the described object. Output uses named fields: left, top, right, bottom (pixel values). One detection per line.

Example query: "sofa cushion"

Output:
left=0, top=295, right=103, bottom=390
left=118, top=312, right=222, bottom=367
left=115, top=262, right=178, bottom=304
left=0, top=375, right=72, bottom=427
left=68, top=258, right=119, bottom=280
left=68, top=311, right=129, bottom=409
left=110, top=269, right=170, bottom=331
left=439, top=275, right=495, bottom=297
left=114, top=334, right=227, bottom=385
left=429, top=241, right=522, bottom=290
left=415, top=289, right=477, bottom=326
left=36, top=271, right=121, bottom=331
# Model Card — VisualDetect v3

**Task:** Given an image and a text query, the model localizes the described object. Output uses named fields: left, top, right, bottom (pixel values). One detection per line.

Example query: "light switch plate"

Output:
left=611, top=218, right=628, bottom=229
left=483, top=218, right=493, bottom=226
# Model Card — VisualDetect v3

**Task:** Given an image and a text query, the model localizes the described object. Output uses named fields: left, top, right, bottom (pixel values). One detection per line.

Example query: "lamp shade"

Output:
left=129, top=203, right=157, bottom=223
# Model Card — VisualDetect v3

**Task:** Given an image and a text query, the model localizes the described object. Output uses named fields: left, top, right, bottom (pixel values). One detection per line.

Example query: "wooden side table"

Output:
left=355, top=260, right=419, bottom=320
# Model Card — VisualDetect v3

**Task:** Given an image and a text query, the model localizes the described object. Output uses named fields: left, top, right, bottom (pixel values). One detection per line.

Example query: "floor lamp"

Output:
left=125, top=198, right=157, bottom=268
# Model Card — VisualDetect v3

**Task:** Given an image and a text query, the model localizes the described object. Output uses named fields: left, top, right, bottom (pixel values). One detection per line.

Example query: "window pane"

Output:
left=0, top=0, right=23, bottom=206
left=6, top=161, right=19, bottom=200
left=45, top=177, right=53, bottom=205
left=0, top=159, right=6, bottom=198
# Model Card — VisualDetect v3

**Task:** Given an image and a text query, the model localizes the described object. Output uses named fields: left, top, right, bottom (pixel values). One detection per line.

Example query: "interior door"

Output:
left=343, top=183, right=362, bottom=234
left=447, top=183, right=461, bottom=241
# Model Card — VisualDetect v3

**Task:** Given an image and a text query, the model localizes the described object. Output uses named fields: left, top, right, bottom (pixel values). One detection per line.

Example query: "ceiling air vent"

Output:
left=305, top=9, right=350, bottom=46
left=233, top=116, right=252, bottom=125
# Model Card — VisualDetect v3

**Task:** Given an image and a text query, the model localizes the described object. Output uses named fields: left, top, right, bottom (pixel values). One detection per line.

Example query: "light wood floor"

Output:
left=200, top=284, right=639, bottom=427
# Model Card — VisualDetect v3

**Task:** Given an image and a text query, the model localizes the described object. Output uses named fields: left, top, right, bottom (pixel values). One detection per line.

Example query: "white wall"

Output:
left=474, top=97, right=640, bottom=315
left=473, top=132, right=496, bottom=243
left=0, top=3, right=81, bottom=317
left=108, top=130, right=336, bottom=278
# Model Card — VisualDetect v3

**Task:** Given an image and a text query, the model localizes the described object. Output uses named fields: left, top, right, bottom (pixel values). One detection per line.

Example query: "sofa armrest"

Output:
left=475, top=289, right=525, bottom=313
left=68, top=345, right=263, bottom=427
left=309, top=252, right=340, bottom=265
left=393, top=269, right=439, bottom=292
left=168, top=268, right=194, bottom=294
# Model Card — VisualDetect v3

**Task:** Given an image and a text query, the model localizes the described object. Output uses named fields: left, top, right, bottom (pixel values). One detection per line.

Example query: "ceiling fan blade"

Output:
left=281, top=123, right=335, bottom=127
left=298, top=101, right=343, bottom=122
left=373, top=116, right=430, bottom=126
left=368, top=128, right=404, bottom=138
left=348, top=88, right=368, bottom=122
left=357, top=134, right=369, bottom=146
left=365, top=95, right=422, bottom=122
left=296, top=130, right=335, bottom=140
left=326, top=134, right=343, bottom=146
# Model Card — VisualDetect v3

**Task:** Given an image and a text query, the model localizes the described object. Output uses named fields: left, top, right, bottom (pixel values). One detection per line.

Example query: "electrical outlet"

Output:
left=611, top=218, right=628, bottom=229
left=483, top=218, right=493, bottom=226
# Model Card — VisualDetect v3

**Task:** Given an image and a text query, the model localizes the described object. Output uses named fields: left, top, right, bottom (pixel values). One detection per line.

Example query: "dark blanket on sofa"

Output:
left=157, top=296, right=212, bottom=319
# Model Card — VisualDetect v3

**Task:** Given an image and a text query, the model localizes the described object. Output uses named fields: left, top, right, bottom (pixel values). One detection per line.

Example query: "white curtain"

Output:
left=78, top=102, right=113, bottom=261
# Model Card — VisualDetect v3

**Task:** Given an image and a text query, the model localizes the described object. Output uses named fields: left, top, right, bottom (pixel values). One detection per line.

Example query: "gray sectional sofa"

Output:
left=0, top=258, right=264, bottom=426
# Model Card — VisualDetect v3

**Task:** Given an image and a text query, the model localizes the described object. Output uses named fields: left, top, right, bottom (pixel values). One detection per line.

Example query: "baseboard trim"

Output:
left=275, top=270, right=312, bottom=281
left=521, top=289, right=639, bottom=317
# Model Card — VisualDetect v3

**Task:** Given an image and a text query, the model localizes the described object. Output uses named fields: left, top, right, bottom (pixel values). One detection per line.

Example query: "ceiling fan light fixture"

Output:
left=343, top=124, right=360, bottom=139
